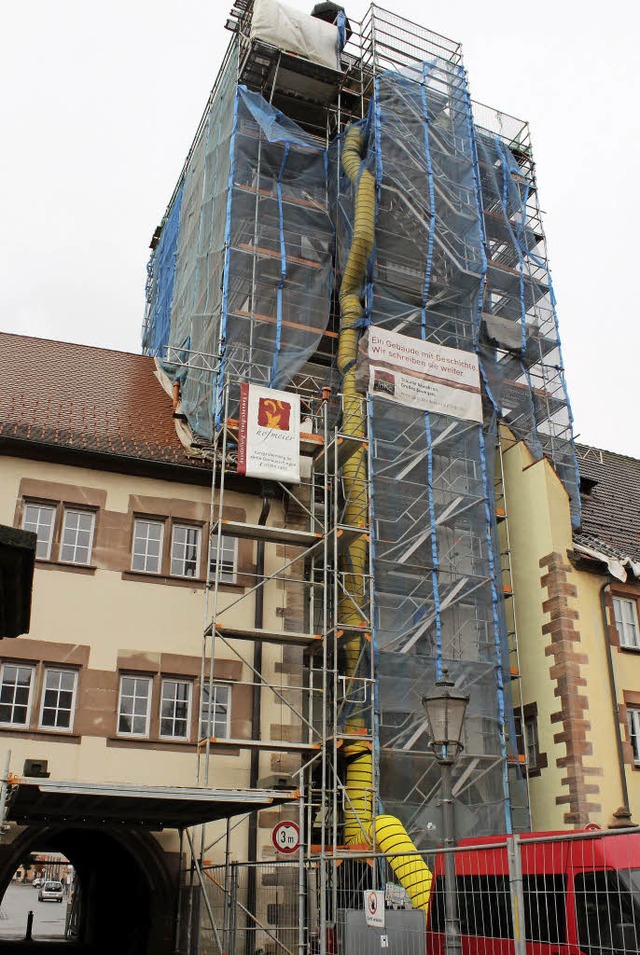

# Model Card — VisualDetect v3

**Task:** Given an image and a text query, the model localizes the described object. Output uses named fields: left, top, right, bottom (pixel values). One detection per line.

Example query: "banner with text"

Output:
left=238, top=384, right=301, bottom=483
left=363, top=328, right=483, bottom=423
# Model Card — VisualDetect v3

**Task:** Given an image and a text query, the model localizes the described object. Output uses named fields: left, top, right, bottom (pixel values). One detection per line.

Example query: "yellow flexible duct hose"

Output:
left=371, top=815, right=433, bottom=910
left=336, top=124, right=432, bottom=911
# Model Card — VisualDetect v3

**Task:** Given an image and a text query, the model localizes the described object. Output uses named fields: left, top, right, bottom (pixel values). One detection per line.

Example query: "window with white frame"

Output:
left=40, top=668, right=77, bottom=730
left=0, top=664, right=34, bottom=726
left=613, top=597, right=640, bottom=649
left=160, top=679, right=191, bottom=739
left=132, top=518, right=164, bottom=573
left=628, top=707, right=640, bottom=765
left=117, top=675, right=152, bottom=736
left=200, top=683, right=231, bottom=739
left=209, top=535, right=237, bottom=584
left=22, top=503, right=56, bottom=560
left=170, top=525, right=201, bottom=578
left=59, top=509, right=95, bottom=565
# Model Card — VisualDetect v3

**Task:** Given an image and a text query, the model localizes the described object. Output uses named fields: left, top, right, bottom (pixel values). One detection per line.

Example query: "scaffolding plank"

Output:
left=312, top=434, right=367, bottom=474
left=236, top=241, right=322, bottom=270
left=212, top=624, right=321, bottom=647
left=199, top=738, right=321, bottom=752
left=213, top=520, right=322, bottom=548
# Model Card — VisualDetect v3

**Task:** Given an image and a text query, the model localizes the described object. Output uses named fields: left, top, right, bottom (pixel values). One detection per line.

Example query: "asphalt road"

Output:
left=0, top=883, right=68, bottom=940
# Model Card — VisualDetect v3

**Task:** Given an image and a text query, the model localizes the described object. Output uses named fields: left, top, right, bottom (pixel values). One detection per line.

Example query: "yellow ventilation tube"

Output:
left=337, top=125, right=432, bottom=911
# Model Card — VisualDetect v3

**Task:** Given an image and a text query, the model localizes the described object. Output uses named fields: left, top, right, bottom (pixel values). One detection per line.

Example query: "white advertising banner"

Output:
left=366, top=328, right=483, bottom=423
left=238, top=384, right=301, bottom=483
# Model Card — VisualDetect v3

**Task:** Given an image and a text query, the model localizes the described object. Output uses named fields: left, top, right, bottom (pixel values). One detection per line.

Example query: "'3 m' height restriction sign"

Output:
left=271, top=820, right=300, bottom=854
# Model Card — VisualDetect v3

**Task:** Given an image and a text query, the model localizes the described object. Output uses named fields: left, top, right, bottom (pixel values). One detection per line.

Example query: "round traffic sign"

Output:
left=272, top=820, right=300, bottom=854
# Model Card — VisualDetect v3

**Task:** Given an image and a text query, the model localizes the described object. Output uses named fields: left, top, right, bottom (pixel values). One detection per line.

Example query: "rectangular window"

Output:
left=117, top=676, right=151, bottom=736
left=613, top=597, right=640, bottom=649
left=209, top=536, right=237, bottom=584
left=628, top=707, right=640, bottom=765
left=60, top=509, right=95, bottom=565
left=22, top=503, right=56, bottom=560
left=575, top=870, right=639, bottom=952
left=0, top=664, right=34, bottom=726
left=171, top=525, right=201, bottom=578
left=525, top=714, right=539, bottom=769
left=200, top=683, right=231, bottom=739
left=132, top=519, right=164, bottom=574
left=40, top=669, right=77, bottom=730
left=160, top=679, right=191, bottom=739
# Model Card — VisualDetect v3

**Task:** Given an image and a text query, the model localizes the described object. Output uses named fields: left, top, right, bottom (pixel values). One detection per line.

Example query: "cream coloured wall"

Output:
left=0, top=453, right=299, bottom=866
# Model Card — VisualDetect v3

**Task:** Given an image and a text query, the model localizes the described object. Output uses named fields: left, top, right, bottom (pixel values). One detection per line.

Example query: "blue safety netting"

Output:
left=330, top=61, right=524, bottom=845
left=218, top=85, right=333, bottom=422
left=143, top=181, right=183, bottom=357
left=143, top=26, right=579, bottom=847
left=143, top=44, right=334, bottom=438
left=474, top=132, right=581, bottom=528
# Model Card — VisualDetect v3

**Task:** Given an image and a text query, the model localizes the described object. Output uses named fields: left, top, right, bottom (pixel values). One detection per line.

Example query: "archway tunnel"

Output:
left=0, top=823, right=178, bottom=953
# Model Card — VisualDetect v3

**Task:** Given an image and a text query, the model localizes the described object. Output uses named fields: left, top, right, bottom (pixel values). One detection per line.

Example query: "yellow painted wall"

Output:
left=504, top=439, right=633, bottom=831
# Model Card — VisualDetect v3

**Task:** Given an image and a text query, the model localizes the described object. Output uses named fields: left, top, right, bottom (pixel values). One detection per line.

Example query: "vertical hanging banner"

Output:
left=238, top=384, right=301, bottom=483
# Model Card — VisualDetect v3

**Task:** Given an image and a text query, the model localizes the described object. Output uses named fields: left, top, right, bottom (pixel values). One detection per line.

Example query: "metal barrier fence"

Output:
left=192, top=828, right=640, bottom=955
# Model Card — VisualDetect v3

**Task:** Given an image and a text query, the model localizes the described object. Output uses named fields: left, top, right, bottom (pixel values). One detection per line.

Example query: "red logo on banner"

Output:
left=258, top=398, right=291, bottom=431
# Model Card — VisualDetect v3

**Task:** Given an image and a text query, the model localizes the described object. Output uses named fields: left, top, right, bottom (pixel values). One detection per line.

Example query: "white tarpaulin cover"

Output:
left=238, top=383, right=301, bottom=483
left=250, top=0, right=340, bottom=71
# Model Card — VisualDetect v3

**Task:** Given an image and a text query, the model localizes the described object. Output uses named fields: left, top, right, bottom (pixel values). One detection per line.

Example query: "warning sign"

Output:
left=364, top=889, right=385, bottom=928
left=271, top=820, right=300, bottom=854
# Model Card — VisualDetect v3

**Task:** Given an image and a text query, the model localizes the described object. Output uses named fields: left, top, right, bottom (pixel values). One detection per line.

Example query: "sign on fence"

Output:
left=364, top=889, right=385, bottom=928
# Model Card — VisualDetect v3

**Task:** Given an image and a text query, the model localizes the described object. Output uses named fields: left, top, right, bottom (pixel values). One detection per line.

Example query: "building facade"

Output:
left=505, top=438, right=640, bottom=831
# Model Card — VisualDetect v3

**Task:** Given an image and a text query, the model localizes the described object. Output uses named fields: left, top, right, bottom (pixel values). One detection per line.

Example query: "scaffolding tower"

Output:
left=142, top=2, right=579, bottom=950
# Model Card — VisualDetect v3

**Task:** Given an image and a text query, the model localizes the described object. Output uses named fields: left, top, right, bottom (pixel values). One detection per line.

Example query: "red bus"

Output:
left=425, top=829, right=640, bottom=953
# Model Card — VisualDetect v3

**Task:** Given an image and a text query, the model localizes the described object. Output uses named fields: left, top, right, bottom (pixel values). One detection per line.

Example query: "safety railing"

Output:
left=189, top=827, right=640, bottom=955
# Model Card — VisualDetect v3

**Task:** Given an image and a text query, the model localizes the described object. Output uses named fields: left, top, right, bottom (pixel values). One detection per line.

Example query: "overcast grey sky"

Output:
left=2, top=0, right=638, bottom=455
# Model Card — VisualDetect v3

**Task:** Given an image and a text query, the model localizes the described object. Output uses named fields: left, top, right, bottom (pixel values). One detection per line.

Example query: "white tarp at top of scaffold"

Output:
left=250, top=0, right=340, bottom=71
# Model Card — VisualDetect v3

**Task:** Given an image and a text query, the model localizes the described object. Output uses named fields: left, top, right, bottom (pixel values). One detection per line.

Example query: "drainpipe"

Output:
left=246, top=486, right=274, bottom=954
left=600, top=581, right=631, bottom=814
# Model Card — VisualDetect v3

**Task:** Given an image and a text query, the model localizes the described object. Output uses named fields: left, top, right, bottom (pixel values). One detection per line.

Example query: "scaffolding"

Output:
left=142, top=2, right=580, bottom=951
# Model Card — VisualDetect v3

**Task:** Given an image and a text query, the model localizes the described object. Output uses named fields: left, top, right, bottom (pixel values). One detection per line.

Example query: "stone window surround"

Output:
left=607, top=584, right=640, bottom=653
left=112, top=653, right=244, bottom=750
left=621, top=689, right=640, bottom=771
left=0, top=640, right=246, bottom=752
left=514, top=701, right=548, bottom=778
left=0, top=657, right=82, bottom=737
left=21, top=497, right=98, bottom=569
left=15, top=478, right=254, bottom=590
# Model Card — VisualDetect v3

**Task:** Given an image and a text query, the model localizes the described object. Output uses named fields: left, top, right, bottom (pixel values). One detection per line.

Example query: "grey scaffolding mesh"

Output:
left=140, top=3, right=581, bottom=943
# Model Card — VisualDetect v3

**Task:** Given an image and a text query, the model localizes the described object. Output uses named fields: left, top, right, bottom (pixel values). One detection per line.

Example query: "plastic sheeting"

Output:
left=144, top=42, right=333, bottom=437
left=250, top=0, right=341, bottom=71
left=475, top=132, right=581, bottom=527
left=143, top=19, right=580, bottom=847
left=329, top=61, right=524, bottom=845
left=143, top=182, right=183, bottom=356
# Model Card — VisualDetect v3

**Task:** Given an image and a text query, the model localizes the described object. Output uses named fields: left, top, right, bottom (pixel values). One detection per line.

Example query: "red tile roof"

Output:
left=0, top=332, right=207, bottom=473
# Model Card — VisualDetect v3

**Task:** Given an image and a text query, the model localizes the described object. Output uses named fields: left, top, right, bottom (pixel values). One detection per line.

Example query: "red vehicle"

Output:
left=425, top=828, right=640, bottom=953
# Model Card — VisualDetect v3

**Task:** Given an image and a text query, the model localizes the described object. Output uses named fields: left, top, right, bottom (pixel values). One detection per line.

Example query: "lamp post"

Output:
left=422, top=670, right=469, bottom=955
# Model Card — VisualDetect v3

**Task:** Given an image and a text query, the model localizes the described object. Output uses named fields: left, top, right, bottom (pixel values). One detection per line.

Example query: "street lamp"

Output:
left=422, top=670, right=469, bottom=955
